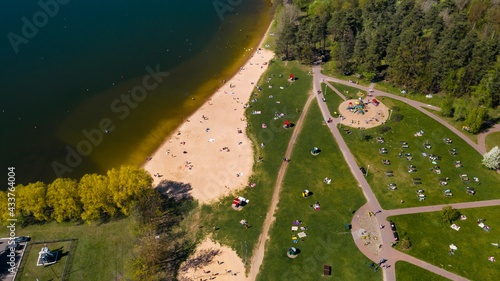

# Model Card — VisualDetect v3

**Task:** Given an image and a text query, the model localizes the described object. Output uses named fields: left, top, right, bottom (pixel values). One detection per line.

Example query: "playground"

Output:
left=338, top=98, right=390, bottom=129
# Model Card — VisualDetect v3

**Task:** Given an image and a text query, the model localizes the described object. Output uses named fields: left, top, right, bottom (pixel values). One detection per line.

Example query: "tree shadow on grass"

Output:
left=156, top=180, right=193, bottom=201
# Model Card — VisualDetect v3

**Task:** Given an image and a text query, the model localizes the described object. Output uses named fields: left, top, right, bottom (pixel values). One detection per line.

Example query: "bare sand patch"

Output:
left=338, top=99, right=389, bottom=129
left=179, top=238, right=249, bottom=281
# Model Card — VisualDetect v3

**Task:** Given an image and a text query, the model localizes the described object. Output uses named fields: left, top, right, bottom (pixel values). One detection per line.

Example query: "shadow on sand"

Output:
left=156, top=180, right=193, bottom=200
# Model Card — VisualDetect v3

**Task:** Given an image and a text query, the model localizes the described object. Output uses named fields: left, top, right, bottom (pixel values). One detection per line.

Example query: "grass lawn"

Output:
left=0, top=218, right=134, bottom=281
left=262, top=20, right=277, bottom=50
left=256, top=100, right=381, bottom=281
left=321, top=63, right=372, bottom=87
left=374, top=81, right=444, bottom=108
left=340, top=97, right=500, bottom=209
left=328, top=82, right=367, bottom=100
left=17, top=240, right=72, bottom=281
left=395, top=261, right=450, bottom=281
left=423, top=108, right=478, bottom=144
left=485, top=132, right=500, bottom=152
left=321, top=83, right=345, bottom=117
left=388, top=206, right=500, bottom=280
left=198, top=59, right=313, bottom=268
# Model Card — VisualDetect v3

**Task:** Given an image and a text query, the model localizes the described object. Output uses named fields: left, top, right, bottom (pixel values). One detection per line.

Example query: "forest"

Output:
left=273, top=0, right=500, bottom=133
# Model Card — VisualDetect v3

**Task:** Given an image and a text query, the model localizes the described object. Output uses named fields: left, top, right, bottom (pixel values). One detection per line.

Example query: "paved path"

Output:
left=313, top=67, right=500, bottom=281
left=248, top=91, right=315, bottom=281
left=477, top=123, right=500, bottom=154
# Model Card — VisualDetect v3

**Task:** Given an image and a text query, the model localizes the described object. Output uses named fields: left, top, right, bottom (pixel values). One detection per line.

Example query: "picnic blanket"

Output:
left=451, top=224, right=460, bottom=231
left=291, top=226, right=298, bottom=231
left=298, top=232, right=307, bottom=238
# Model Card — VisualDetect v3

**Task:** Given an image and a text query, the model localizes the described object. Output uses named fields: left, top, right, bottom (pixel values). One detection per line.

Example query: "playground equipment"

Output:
left=302, top=189, right=311, bottom=197
left=37, top=244, right=58, bottom=266
left=311, top=147, right=320, bottom=156
left=287, top=247, right=299, bottom=258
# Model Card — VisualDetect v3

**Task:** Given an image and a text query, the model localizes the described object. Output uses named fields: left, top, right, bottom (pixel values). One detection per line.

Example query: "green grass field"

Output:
left=395, top=261, right=450, bottom=281
left=389, top=206, right=500, bottom=280
left=423, top=108, right=479, bottom=144
left=485, top=132, right=500, bottom=152
left=262, top=20, right=277, bottom=50
left=0, top=218, right=134, bottom=281
left=321, top=83, right=345, bottom=117
left=17, top=240, right=72, bottom=281
left=338, top=97, right=500, bottom=209
left=328, top=82, right=367, bottom=100
left=256, top=100, right=381, bottom=281
left=198, top=59, right=313, bottom=268
left=321, top=64, right=372, bottom=87
left=374, top=81, right=444, bottom=108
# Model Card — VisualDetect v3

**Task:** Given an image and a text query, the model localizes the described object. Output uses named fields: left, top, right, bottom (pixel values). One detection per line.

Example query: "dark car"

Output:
left=389, top=221, right=396, bottom=231
left=14, top=236, right=30, bottom=243
left=393, top=231, right=399, bottom=241
left=4, top=242, right=19, bottom=251
left=359, top=167, right=366, bottom=174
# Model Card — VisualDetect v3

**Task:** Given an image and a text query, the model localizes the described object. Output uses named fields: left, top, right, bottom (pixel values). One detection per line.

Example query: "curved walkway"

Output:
left=314, top=67, right=500, bottom=281
left=248, top=92, right=315, bottom=281
left=477, top=123, right=500, bottom=154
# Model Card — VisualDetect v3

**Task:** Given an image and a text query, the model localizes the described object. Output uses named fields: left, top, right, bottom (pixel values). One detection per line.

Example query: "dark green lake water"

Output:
left=0, top=0, right=272, bottom=187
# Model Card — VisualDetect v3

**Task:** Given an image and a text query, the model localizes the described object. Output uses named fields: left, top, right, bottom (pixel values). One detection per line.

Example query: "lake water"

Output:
left=0, top=0, right=272, bottom=187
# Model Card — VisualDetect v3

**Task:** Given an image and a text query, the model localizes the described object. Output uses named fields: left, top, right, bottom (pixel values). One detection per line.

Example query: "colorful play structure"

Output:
left=287, top=247, right=298, bottom=258
left=345, top=98, right=367, bottom=115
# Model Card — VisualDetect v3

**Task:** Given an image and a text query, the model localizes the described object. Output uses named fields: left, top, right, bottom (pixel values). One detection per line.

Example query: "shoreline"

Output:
left=143, top=19, right=275, bottom=203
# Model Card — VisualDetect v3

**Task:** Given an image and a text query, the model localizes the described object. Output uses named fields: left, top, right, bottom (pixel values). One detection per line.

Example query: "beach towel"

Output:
left=292, top=226, right=298, bottom=231
left=298, top=232, right=307, bottom=238
left=422, top=153, right=427, bottom=156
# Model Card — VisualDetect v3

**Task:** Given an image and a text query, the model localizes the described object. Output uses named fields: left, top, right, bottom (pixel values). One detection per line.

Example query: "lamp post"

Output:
left=389, top=110, right=393, bottom=121
left=366, top=165, right=370, bottom=177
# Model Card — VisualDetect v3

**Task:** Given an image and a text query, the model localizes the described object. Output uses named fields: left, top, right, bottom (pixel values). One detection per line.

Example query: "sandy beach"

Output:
left=179, top=238, right=249, bottom=281
left=143, top=47, right=274, bottom=203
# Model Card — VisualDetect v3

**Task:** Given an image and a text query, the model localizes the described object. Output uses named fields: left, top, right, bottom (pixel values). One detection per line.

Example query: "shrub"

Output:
left=392, top=113, right=404, bottom=122
left=391, top=106, right=400, bottom=111
left=378, top=125, right=391, bottom=134
left=401, top=238, right=411, bottom=251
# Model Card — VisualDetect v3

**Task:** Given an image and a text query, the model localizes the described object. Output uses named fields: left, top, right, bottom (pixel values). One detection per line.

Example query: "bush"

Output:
left=401, top=238, right=411, bottom=251
left=378, top=125, right=391, bottom=134
left=441, top=206, right=460, bottom=224
left=392, top=113, right=404, bottom=122
left=391, top=106, right=400, bottom=111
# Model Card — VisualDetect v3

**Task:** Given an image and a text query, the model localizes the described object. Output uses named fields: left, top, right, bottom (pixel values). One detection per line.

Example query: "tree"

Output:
left=108, top=166, right=153, bottom=215
left=482, top=146, right=500, bottom=169
left=17, top=182, right=49, bottom=221
left=78, top=173, right=116, bottom=222
left=441, top=206, right=460, bottom=224
left=0, top=191, right=10, bottom=222
left=276, top=23, right=297, bottom=59
left=47, top=178, right=82, bottom=222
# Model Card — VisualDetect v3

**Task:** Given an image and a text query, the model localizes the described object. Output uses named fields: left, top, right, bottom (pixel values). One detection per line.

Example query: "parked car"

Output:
left=390, top=221, right=396, bottom=231
left=393, top=231, right=399, bottom=241
left=359, top=167, right=366, bottom=174
left=14, top=236, right=30, bottom=243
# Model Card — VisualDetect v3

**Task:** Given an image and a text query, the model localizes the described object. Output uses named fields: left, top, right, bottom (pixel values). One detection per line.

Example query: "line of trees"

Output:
left=0, top=166, right=153, bottom=224
left=274, top=0, right=500, bottom=133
